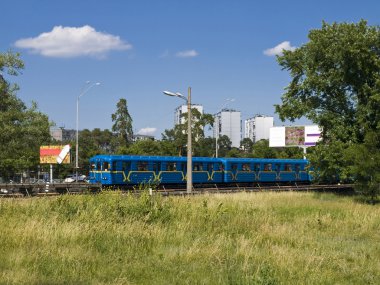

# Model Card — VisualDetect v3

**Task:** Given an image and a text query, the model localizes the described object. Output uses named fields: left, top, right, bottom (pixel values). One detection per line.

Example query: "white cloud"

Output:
left=175, top=49, right=199, bottom=58
left=137, top=127, right=157, bottom=136
left=15, top=25, right=132, bottom=58
left=263, top=41, right=296, bottom=56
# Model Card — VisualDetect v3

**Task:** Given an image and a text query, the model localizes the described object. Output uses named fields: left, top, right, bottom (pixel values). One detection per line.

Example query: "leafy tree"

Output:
left=240, top=138, right=254, bottom=153
left=0, top=51, right=51, bottom=181
left=162, top=108, right=214, bottom=156
left=111, top=98, right=133, bottom=148
left=194, top=137, right=215, bottom=157
left=217, top=135, right=232, bottom=157
left=122, top=139, right=161, bottom=156
left=345, top=131, right=380, bottom=201
left=226, top=148, right=242, bottom=158
left=162, top=125, right=187, bottom=156
left=275, top=20, right=380, bottom=193
left=251, top=140, right=277, bottom=158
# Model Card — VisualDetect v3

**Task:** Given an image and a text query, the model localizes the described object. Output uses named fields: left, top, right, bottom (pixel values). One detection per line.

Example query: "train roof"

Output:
left=90, top=155, right=308, bottom=164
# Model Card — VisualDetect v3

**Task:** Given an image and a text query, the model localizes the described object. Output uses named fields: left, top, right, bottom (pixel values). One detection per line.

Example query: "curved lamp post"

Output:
left=163, top=87, right=192, bottom=194
left=75, top=82, right=100, bottom=182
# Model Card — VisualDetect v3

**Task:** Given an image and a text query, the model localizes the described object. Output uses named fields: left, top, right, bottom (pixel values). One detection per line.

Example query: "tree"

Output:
left=275, top=20, right=380, bottom=194
left=122, top=139, right=161, bottom=156
left=240, top=138, right=254, bottom=154
left=111, top=98, right=133, bottom=148
left=217, top=135, right=232, bottom=157
left=251, top=140, right=276, bottom=158
left=0, top=51, right=51, bottom=181
left=161, top=108, right=214, bottom=156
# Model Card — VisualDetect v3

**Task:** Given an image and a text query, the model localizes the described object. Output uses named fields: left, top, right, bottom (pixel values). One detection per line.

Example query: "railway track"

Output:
left=0, top=183, right=354, bottom=198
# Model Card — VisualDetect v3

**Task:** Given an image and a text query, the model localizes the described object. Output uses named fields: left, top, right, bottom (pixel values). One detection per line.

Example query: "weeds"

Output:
left=0, top=192, right=379, bottom=284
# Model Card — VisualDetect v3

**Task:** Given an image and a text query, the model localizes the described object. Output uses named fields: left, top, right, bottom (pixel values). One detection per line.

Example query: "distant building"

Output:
left=213, top=109, right=242, bottom=148
left=132, top=134, right=155, bottom=142
left=245, top=115, right=274, bottom=143
left=50, top=128, right=76, bottom=142
left=174, top=104, right=204, bottom=125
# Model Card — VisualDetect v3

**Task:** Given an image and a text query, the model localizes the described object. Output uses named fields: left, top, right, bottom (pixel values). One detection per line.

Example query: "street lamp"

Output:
left=163, top=87, right=192, bottom=194
left=75, top=81, right=100, bottom=182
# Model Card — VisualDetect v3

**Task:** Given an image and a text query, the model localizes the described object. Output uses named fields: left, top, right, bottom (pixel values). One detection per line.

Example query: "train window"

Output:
left=231, top=163, right=238, bottom=171
left=264, top=164, right=272, bottom=171
left=193, top=163, right=203, bottom=171
left=97, top=162, right=101, bottom=170
left=295, top=164, right=300, bottom=172
left=207, top=163, right=213, bottom=172
left=137, top=161, right=148, bottom=171
left=242, top=163, right=250, bottom=171
left=285, top=164, right=292, bottom=171
left=254, top=164, right=260, bottom=171
left=218, top=163, right=224, bottom=171
left=167, top=162, right=177, bottom=171
left=153, top=162, right=161, bottom=172
left=274, top=164, right=281, bottom=172
left=181, top=163, right=186, bottom=172
left=122, top=161, right=131, bottom=171
left=112, top=161, right=117, bottom=170
left=91, top=163, right=96, bottom=170
left=103, top=162, right=110, bottom=171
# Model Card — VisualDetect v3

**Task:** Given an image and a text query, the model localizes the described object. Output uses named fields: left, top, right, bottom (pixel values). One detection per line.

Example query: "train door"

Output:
left=254, top=163, right=261, bottom=181
left=231, top=163, right=238, bottom=180
left=274, top=163, right=281, bottom=181
left=295, top=164, right=300, bottom=180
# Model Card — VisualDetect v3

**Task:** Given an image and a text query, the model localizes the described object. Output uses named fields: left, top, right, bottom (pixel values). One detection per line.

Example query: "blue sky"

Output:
left=1, top=0, right=379, bottom=138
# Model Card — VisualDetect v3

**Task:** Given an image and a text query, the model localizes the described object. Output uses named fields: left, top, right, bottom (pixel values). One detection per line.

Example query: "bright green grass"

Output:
left=0, top=191, right=379, bottom=284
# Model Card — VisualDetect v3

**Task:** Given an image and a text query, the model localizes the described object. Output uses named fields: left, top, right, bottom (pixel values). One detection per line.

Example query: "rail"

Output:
left=0, top=182, right=354, bottom=198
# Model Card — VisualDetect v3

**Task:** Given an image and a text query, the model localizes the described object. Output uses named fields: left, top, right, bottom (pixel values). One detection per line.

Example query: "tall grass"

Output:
left=0, top=191, right=379, bottom=284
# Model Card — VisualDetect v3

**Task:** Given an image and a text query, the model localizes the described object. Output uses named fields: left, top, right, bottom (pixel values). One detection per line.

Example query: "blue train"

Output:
left=88, top=155, right=311, bottom=188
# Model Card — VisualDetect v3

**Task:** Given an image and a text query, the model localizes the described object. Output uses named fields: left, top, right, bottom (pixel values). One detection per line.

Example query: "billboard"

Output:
left=269, top=125, right=321, bottom=147
left=40, top=145, right=71, bottom=164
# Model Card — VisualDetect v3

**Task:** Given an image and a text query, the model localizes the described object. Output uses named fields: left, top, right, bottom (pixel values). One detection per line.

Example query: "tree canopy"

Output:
left=0, top=51, right=51, bottom=181
left=275, top=20, right=380, bottom=197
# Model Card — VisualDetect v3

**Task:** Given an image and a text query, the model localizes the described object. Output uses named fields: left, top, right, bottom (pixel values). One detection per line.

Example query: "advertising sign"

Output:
left=285, top=126, right=305, bottom=146
left=40, top=145, right=71, bottom=164
left=270, top=125, right=321, bottom=147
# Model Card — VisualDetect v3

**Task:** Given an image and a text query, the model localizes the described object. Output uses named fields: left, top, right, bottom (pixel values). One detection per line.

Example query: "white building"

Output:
left=245, top=115, right=274, bottom=143
left=174, top=104, right=204, bottom=125
left=213, top=109, right=242, bottom=148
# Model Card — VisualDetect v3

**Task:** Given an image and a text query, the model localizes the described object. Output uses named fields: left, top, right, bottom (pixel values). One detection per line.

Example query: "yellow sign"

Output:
left=40, top=145, right=71, bottom=164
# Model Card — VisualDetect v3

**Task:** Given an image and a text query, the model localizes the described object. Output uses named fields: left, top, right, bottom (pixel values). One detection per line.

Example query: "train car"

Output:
left=88, top=155, right=311, bottom=188
left=88, top=155, right=224, bottom=187
left=219, top=157, right=310, bottom=184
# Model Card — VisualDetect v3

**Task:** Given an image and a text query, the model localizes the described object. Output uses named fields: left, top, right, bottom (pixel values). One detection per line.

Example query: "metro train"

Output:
left=88, top=155, right=311, bottom=188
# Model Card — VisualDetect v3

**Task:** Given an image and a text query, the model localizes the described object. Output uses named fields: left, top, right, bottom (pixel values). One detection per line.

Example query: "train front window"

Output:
left=91, top=163, right=96, bottom=170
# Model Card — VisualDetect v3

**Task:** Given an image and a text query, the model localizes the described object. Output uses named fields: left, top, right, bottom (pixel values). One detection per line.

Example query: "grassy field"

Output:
left=0, top=191, right=379, bottom=285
